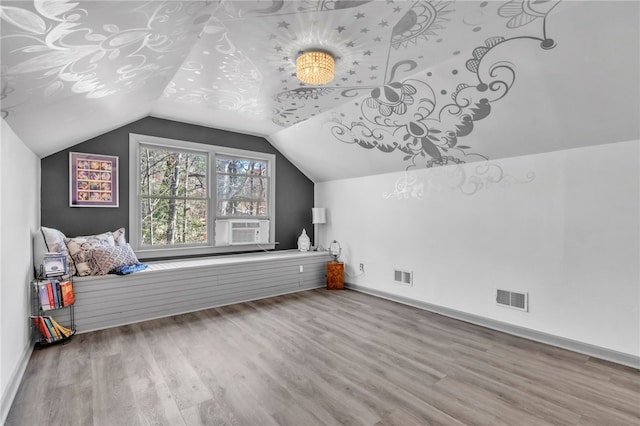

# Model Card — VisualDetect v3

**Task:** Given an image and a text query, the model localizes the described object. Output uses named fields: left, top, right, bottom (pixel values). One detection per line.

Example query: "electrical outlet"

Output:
left=299, top=265, right=304, bottom=273
left=359, top=263, right=364, bottom=272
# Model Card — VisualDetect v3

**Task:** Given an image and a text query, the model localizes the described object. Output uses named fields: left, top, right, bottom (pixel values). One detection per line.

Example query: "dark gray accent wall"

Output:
left=41, top=116, right=314, bottom=253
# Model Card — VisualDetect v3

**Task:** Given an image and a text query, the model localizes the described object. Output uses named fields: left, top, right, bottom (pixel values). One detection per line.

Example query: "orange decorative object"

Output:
left=327, top=261, right=344, bottom=290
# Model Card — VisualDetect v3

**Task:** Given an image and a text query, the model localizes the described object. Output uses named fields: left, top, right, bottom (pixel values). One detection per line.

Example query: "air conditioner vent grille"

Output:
left=231, top=228, right=260, bottom=244
left=496, top=289, right=528, bottom=311
left=231, top=222, right=260, bottom=229
left=394, top=270, right=413, bottom=286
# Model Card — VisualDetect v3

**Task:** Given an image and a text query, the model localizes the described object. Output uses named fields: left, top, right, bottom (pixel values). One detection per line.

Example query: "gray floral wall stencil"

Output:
left=383, top=161, right=536, bottom=199
left=326, top=0, right=560, bottom=169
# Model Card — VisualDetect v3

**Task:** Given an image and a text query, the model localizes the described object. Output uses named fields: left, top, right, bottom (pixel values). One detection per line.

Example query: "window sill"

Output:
left=134, top=243, right=277, bottom=261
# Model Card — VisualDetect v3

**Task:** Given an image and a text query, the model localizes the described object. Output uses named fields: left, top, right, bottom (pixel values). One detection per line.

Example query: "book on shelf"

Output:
left=36, top=279, right=74, bottom=310
left=46, top=282, right=55, bottom=309
left=56, top=281, right=63, bottom=307
left=51, top=279, right=59, bottom=308
left=49, top=316, right=73, bottom=338
left=40, top=317, right=53, bottom=341
left=42, top=317, right=57, bottom=341
left=47, top=317, right=62, bottom=340
left=37, top=283, right=51, bottom=310
left=60, top=281, right=74, bottom=306
left=31, top=316, right=50, bottom=341
left=31, top=315, right=74, bottom=343
left=38, top=281, right=53, bottom=311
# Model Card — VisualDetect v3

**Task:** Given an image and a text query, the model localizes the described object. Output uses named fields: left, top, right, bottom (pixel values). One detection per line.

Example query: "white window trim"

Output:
left=129, top=133, right=276, bottom=259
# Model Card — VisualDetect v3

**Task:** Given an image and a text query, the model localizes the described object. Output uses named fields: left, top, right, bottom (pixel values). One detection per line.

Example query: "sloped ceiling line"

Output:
left=326, top=0, right=560, bottom=170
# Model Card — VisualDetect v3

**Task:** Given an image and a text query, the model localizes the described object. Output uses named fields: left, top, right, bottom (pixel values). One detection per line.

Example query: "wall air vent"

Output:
left=394, top=270, right=413, bottom=286
left=496, top=289, right=528, bottom=311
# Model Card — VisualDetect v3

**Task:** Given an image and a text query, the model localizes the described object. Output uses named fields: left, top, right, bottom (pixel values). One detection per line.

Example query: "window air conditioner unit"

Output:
left=215, top=219, right=269, bottom=246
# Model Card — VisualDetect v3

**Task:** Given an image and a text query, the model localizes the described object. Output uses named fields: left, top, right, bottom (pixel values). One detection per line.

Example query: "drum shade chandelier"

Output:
left=296, top=51, right=335, bottom=85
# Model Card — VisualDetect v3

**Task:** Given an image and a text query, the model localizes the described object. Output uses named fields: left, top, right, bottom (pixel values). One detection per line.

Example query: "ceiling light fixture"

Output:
left=296, top=50, right=335, bottom=85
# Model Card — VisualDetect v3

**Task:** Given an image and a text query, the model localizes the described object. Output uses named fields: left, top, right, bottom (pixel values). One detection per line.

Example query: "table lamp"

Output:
left=312, top=207, right=326, bottom=250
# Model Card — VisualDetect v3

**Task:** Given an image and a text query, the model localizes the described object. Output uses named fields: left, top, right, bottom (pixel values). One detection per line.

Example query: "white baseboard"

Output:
left=1, top=340, right=34, bottom=425
left=345, top=283, right=640, bottom=370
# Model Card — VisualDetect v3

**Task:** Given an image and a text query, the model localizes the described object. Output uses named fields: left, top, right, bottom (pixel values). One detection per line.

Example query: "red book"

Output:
left=31, top=316, right=51, bottom=341
left=46, top=282, right=55, bottom=309
left=60, top=281, right=75, bottom=306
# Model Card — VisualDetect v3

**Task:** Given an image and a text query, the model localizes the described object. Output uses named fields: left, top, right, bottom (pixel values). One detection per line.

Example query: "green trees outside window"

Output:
left=138, top=146, right=271, bottom=248
left=216, top=157, right=268, bottom=218
left=139, top=146, right=208, bottom=246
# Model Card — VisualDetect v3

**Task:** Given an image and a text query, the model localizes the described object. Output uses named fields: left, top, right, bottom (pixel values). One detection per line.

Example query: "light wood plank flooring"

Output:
left=7, top=289, right=640, bottom=426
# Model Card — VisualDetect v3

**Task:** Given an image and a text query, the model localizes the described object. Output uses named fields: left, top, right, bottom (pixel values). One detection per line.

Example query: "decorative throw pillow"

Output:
left=111, top=227, right=126, bottom=246
left=41, top=227, right=76, bottom=276
left=75, top=231, right=115, bottom=246
left=65, top=233, right=115, bottom=276
left=91, top=244, right=139, bottom=275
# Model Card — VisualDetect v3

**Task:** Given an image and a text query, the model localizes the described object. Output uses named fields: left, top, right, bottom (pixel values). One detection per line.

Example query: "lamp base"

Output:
left=313, top=223, right=324, bottom=252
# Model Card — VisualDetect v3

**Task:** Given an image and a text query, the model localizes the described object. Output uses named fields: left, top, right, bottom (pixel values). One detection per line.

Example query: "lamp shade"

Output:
left=296, top=51, right=335, bottom=85
left=312, top=207, right=326, bottom=224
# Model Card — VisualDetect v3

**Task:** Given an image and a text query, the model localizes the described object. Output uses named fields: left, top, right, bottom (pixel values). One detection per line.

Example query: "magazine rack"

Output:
left=31, top=272, right=76, bottom=347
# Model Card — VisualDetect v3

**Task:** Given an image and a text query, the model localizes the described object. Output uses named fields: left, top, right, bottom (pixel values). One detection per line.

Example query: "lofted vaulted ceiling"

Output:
left=1, top=0, right=638, bottom=182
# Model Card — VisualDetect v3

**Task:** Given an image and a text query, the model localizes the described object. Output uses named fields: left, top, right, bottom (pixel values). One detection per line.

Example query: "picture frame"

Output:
left=69, top=152, right=118, bottom=207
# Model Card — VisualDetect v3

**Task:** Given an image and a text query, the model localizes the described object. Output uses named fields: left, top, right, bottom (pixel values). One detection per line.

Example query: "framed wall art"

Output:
left=69, top=152, right=118, bottom=207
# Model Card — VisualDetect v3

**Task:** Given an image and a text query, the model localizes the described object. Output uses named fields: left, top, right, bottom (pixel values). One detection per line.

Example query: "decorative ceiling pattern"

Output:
left=327, top=0, right=559, bottom=168
left=1, top=1, right=213, bottom=115
left=1, top=1, right=638, bottom=182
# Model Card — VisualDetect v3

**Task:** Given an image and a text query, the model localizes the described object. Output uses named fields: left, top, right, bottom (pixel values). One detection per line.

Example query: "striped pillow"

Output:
left=65, top=233, right=115, bottom=276
left=91, top=244, right=139, bottom=275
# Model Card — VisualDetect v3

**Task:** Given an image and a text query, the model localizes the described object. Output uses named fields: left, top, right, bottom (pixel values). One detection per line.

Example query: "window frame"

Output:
left=129, top=133, right=276, bottom=259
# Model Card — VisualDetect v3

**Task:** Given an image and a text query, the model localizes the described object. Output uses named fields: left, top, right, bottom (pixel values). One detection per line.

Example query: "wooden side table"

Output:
left=326, top=261, right=344, bottom=290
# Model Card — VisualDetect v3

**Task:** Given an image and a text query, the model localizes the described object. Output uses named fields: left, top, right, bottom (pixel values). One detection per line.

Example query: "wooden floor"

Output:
left=7, top=289, right=639, bottom=426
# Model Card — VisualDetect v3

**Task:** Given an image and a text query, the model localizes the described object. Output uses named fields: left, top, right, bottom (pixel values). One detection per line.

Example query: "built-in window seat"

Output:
left=63, top=250, right=329, bottom=333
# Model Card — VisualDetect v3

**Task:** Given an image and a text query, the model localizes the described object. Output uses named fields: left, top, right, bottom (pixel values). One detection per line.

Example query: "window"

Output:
left=129, top=134, right=275, bottom=258
left=216, top=156, right=268, bottom=218
left=139, top=145, right=208, bottom=246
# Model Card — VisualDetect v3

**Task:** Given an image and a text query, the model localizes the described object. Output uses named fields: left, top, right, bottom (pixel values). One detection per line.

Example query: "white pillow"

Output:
left=32, top=229, right=49, bottom=275
left=40, top=227, right=76, bottom=276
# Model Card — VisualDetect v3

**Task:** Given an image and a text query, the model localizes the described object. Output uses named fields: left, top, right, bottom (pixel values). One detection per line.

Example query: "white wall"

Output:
left=316, top=140, right=640, bottom=357
left=1, top=119, right=40, bottom=422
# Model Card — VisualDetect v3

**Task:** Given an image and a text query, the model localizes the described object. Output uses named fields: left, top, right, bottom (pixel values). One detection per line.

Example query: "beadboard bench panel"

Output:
left=70, top=250, right=329, bottom=333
